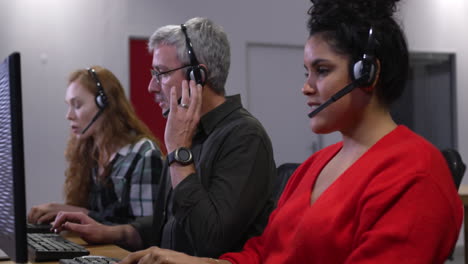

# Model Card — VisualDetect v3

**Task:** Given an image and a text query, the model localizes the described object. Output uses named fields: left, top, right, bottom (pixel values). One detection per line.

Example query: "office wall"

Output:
left=0, top=0, right=467, bottom=243
left=0, top=0, right=129, bottom=208
left=399, top=0, right=468, bottom=158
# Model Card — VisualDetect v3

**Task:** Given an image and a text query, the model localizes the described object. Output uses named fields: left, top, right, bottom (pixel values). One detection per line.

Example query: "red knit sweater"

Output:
left=221, top=126, right=463, bottom=264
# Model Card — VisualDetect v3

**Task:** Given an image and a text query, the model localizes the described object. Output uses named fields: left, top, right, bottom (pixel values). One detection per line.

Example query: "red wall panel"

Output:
left=129, top=38, right=167, bottom=153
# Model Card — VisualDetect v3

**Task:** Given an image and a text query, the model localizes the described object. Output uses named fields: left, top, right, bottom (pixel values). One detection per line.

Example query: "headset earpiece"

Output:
left=350, top=27, right=378, bottom=89
left=186, top=64, right=207, bottom=86
left=352, top=58, right=377, bottom=87
left=95, top=89, right=108, bottom=109
left=88, top=68, right=108, bottom=110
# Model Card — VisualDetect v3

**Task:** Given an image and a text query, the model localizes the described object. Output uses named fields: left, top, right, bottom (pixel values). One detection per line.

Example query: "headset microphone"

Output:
left=81, top=109, right=104, bottom=134
left=163, top=97, right=182, bottom=118
left=307, top=75, right=368, bottom=118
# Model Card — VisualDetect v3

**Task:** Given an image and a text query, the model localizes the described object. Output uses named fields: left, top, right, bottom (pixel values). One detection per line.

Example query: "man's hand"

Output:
left=164, top=80, right=202, bottom=188
left=164, top=80, right=202, bottom=153
left=52, top=211, right=113, bottom=244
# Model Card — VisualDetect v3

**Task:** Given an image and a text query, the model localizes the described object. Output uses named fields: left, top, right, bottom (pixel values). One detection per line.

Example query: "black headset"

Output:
left=307, top=27, right=379, bottom=118
left=350, top=27, right=378, bottom=88
left=180, top=24, right=207, bottom=86
left=87, top=68, right=108, bottom=110
left=80, top=68, right=108, bottom=134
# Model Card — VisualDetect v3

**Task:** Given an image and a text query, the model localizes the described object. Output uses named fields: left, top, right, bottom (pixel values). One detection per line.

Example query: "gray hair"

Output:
left=148, top=17, right=230, bottom=95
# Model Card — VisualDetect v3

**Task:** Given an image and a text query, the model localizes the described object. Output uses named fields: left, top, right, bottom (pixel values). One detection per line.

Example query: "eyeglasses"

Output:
left=150, top=65, right=191, bottom=84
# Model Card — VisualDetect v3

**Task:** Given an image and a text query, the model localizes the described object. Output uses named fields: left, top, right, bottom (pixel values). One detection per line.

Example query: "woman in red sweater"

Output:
left=119, top=0, right=463, bottom=263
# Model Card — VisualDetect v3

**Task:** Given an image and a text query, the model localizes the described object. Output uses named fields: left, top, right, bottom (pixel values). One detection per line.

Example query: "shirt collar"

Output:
left=116, top=142, right=132, bottom=156
left=197, top=94, right=243, bottom=136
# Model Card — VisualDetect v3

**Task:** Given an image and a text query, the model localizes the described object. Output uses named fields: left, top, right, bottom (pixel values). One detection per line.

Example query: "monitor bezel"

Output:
left=0, top=52, right=28, bottom=263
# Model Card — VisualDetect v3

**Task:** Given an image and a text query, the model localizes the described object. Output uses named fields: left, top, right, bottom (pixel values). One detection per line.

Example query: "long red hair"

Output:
left=64, top=66, right=161, bottom=207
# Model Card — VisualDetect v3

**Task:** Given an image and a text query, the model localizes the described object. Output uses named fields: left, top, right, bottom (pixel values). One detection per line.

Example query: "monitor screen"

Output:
left=0, top=52, right=27, bottom=263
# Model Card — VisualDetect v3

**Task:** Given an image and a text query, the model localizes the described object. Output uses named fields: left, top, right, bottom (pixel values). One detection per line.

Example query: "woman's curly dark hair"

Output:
left=307, top=0, right=408, bottom=107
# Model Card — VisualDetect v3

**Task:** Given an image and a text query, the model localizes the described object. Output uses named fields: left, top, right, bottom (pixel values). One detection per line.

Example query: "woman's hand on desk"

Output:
left=28, top=202, right=89, bottom=224
left=119, top=246, right=231, bottom=264
left=52, top=211, right=113, bottom=244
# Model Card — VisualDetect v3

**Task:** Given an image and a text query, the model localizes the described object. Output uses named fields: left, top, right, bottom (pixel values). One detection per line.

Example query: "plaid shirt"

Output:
left=88, top=137, right=163, bottom=225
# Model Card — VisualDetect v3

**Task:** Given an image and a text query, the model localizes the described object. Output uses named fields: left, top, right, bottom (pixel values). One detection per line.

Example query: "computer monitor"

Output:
left=0, top=52, right=28, bottom=263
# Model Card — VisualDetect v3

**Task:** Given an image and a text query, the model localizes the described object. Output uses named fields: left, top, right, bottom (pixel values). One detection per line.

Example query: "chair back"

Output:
left=441, top=148, right=466, bottom=190
left=274, top=163, right=300, bottom=202
left=440, top=148, right=465, bottom=261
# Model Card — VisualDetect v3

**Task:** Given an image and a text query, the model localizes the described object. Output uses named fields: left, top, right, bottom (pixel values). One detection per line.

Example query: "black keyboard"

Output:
left=28, top=233, right=90, bottom=262
left=59, top=256, right=120, bottom=264
left=27, top=222, right=53, bottom=233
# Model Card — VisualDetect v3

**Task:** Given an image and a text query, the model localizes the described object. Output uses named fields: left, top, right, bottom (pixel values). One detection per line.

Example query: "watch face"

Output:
left=174, top=147, right=193, bottom=165
left=177, top=148, right=191, bottom=162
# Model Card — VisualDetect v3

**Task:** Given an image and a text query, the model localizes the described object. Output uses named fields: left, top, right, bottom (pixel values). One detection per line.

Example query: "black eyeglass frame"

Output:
left=150, top=65, right=191, bottom=84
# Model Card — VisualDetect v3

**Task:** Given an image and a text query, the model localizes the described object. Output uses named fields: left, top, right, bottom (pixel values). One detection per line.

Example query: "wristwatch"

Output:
left=167, top=147, right=194, bottom=166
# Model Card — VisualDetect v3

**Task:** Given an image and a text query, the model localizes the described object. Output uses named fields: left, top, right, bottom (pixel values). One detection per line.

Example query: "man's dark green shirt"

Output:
left=131, top=95, right=277, bottom=258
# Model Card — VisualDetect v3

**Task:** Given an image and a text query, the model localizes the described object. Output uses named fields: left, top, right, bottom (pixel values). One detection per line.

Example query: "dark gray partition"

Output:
left=391, top=52, right=457, bottom=149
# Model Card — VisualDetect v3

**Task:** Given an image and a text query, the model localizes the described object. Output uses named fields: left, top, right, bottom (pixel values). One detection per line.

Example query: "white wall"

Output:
left=0, top=0, right=129, bottom=207
left=0, top=0, right=467, bottom=245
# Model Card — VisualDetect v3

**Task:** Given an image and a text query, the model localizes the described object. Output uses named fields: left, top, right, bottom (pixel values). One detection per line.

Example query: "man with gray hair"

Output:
left=52, top=17, right=277, bottom=259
